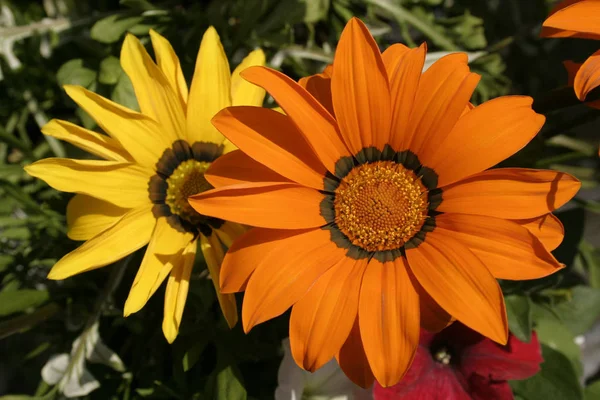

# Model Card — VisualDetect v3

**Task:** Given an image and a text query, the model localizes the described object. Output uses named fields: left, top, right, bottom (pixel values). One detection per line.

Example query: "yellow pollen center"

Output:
left=333, top=161, right=429, bottom=252
left=165, top=159, right=212, bottom=224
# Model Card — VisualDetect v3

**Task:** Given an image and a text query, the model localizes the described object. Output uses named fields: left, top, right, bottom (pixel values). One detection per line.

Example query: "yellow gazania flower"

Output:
left=188, top=18, right=580, bottom=387
left=24, top=28, right=266, bottom=342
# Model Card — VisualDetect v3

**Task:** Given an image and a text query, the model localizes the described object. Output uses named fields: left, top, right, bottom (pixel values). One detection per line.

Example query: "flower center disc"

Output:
left=333, top=161, right=429, bottom=252
left=165, top=159, right=212, bottom=225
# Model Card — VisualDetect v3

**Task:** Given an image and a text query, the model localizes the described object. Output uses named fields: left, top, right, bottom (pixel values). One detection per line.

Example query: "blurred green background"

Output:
left=2, top=0, right=600, bottom=399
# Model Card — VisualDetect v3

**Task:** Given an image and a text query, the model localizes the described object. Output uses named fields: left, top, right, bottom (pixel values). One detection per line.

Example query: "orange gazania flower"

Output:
left=189, top=18, right=580, bottom=387
left=542, top=0, right=600, bottom=108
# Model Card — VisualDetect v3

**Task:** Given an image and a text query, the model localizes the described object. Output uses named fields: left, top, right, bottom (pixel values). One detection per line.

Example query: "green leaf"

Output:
left=183, top=340, right=208, bottom=372
left=0, top=255, right=14, bottom=273
left=0, top=289, right=49, bottom=317
left=98, top=56, right=123, bottom=85
left=90, top=15, right=144, bottom=44
left=553, top=286, right=600, bottom=336
left=56, top=59, right=97, bottom=88
left=585, top=380, right=600, bottom=400
left=534, top=316, right=582, bottom=377
left=505, top=295, right=532, bottom=342
left=511, top=345, right=583, bottom=400
left=120, top=0, right=157, bottom=10
left=111, top=73, right=139, bottom=111
left=216, top=366, right=247, bottom=400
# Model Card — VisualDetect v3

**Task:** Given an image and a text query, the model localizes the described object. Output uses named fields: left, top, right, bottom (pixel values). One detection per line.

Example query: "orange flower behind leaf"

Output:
left=189, top=18, right=580, bottom=388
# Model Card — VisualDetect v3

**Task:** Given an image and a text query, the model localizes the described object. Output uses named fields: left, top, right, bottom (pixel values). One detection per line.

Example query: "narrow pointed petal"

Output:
left=541, top=0, right=600, bottom=40
left=515, top=214, right=564, bottom=251
left=424, top=96, right=545, bottom=187
left=574, top=49, right=600, bottom=102
left=231, top=49, right=266, bottom=106
left=358, top=258, right=419, bottom=387
left=48, top=204, right=154, bottom=280
left=66, top=194, right=128, bottom=241
left=382, top=43, right=426, bottom=152
left=337, top=318, right=375, bottom=389
left=63, top=85, right=170, bottom=168
left=332, top=18, right=391, bottom=151
left=121, top=34, right=185, bottom=141
left=436, top=213, right=564, bottom=280
left=149, top=29, right=188, bottom=105
left=439, top=168, right=581, bottom=219
left=25, top=158, right=151, bottom=208
left=290, top=257, right=367, bottom=372
left=220, top=228, right=312, bottom=293
left=162, top=239, right=196, bottom=343
left=298, top=66, right=334, bottom=115
left=213, top=222, right=246, bottom=248
left=240, top=66, right=350, bottom=174
left=407, top=53, right=479, bottom=155
left=205, top=150, right=289, bottom=188
left=188, top=182, right=326, bottom=229
left=406, top=233, right=508, bottom=345
left=200, top=233, right=238, bottom=328
left=242, top=229, right=345, bottom=332
left=211, top=107, right=327, bottom=189
left=42, top=119, right=131, bottom=162
left=124, top=218, right=193, bottom=316
left=187, top=26, right=231, bottom=145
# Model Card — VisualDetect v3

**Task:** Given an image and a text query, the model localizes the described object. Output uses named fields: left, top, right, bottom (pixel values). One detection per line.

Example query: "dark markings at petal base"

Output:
left=149, top=140, right=225, bottom=236
left=320, top=145, right=443, bottom=261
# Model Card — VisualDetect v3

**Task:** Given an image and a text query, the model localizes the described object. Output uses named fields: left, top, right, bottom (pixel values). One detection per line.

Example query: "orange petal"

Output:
left=564, top=60, right=582, bottom=86
left=541, top=0, right=600, bottom=40
left=188, top=182, right=326, bottom=229
left=298, top=68, right=334, bottom=116
left=407, top=53, right=479, bottom=156
left=205, top=150, right=288, bottom=188
left=211, top=106, right=326, bottom=189
left=435, top=213, right=564, bottom=280
left=241, top=229, right=345, bottom=331
left=408, top=268, right=453, bottom=332
left=382, top=43, right=426, bottom=152
left=515, top=213, right=565, bottom=251
left=290, top=257, right=367, bottom=372
left=241, top=66, right=349, bottom=174
left=332, top=17, right=391, bottom=152
left=405, top=232, right=508, bottom=345
left=439, top=168, right=581, bottom=219
left=358, top=258, right=419, bottom=387
left=220, top=228, right=311, bottom=293
left=337, top=318, right=375, bottom=389
left=424, top=96, right=545, bottom=187
left=574, top=49, right=600, bottom=102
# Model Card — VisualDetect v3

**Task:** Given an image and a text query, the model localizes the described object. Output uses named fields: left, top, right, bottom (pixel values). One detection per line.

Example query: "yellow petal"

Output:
left=124, top=217, right=193, bottom=316
left=67, top=194, right=128, bottom=241
left=231, top=49, right=266, bottom=107
left=120, top=34, right=184, bottom=143
left=64, top=85, right=170, bottom=169
left=149, top=29, right=188, bottom=106
left=42, top=119, right=131, bottom=162
left=186, top=26, right=231, bottom=144
left=222, top=139, right=237, bottom=154
left=48, top=204, right=155, bottom=280
left=200, top=233, right=238, bottom=328
left=214, top=222, right=246, bottom=248
left=162, top=240, right=197, bottom=343
left=25, top=158, right=151, bottom=208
